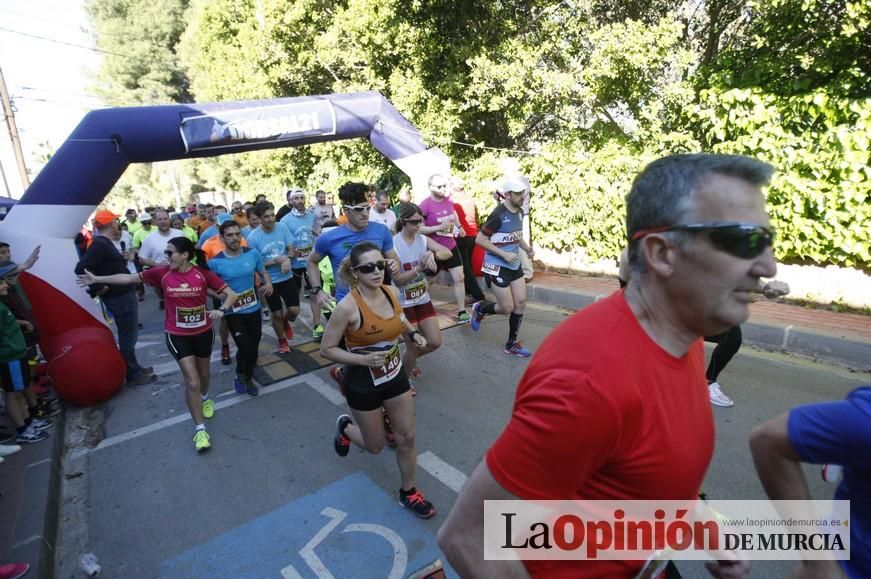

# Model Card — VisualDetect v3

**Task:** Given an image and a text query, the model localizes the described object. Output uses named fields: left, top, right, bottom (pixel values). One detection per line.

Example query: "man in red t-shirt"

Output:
left=439, top=154, right=777, bottom=578
left=450, top=177, right=486, bottom=304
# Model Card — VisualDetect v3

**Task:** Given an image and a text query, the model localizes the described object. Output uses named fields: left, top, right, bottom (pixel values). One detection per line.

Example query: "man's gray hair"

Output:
left=625, top=153, right=773, bottom=267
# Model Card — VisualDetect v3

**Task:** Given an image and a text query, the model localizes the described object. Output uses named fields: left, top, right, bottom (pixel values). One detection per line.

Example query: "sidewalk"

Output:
left=527, top=270, right=871, bottom=372
left=3, top=270, right=869, bottom=578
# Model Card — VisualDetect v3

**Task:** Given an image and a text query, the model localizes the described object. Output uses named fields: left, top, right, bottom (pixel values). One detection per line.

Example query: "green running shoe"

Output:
left=202, top=398, right=215, bottom=419
left=194, top=429, right=211, bottom=452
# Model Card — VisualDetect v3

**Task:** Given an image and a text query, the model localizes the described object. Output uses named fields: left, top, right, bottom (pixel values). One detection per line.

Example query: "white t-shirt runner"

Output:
left=392, top=233, right=431, bottom=308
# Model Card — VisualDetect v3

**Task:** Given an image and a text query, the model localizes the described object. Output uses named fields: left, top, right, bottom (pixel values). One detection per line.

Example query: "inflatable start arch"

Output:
left=0, top=91, right=449, bottom=405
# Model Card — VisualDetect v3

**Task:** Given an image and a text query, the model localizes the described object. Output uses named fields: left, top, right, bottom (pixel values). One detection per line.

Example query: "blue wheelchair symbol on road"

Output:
left=160, top=472, right=455, bottom=578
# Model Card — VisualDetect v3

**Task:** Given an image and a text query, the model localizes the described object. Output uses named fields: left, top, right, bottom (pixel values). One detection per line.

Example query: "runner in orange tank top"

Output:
left=319, top=241, right=436, bottom=519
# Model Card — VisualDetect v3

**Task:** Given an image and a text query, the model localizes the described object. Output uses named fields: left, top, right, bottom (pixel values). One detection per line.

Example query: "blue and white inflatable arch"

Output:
left=0, top=91, right=449, bottom=402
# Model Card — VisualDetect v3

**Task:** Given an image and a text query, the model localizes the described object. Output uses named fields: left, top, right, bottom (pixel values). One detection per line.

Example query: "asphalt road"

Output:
left=54, top=293, right=870, bottom=578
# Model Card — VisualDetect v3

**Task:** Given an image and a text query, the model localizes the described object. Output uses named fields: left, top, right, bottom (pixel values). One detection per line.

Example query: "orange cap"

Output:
left=93, top=209, right=120, bottom=227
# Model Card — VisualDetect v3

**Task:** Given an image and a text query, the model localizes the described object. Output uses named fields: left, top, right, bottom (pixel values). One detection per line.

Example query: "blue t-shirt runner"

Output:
left=207, top=248, right=266, bottom=315
left=480, top=203, right=524, bottom=272
left=313, top=222, right=394, bottom=301
left=280, top=210, right=317, bottom=270
left=246, top=222, right=295, bottom=284
left=788, top=386, right=871, bottom=578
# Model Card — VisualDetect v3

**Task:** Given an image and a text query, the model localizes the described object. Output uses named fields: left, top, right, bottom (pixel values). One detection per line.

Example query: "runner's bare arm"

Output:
left=438, top=460, right=531, bottom=579
left=76, top=270, right=140, bottom=287
left=384, top=248, right=401, bottom=276
left=306, top=249, right=333, bottom=308
left=319, top=299, right=385, bottom=367
left=424, top=237, right=452, bottom=261
left=475, top=233, right=518, bottom=264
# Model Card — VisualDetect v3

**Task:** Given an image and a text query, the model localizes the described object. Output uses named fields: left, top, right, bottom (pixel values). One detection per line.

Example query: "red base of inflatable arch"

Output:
left=45, top=327, right=125, bottom=406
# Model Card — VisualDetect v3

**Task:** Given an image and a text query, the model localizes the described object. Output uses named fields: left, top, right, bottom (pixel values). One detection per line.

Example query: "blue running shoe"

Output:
left=233, top=377, right=247, bottom=394
left=470, top=302, right=484, bottom=331
left=504, top=340, right=532, bottom=358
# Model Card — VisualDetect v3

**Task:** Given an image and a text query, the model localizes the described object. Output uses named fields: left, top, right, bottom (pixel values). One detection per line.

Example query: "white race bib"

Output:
left=176, top=305, right=206, bottom=329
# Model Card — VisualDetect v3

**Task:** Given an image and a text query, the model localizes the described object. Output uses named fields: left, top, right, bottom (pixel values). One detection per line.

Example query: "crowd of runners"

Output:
left=1, top=152, right=863, bottom=578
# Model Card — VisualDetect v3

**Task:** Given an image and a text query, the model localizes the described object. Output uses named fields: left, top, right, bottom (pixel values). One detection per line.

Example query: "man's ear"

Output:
left=639, top=234, right=677, bottom=278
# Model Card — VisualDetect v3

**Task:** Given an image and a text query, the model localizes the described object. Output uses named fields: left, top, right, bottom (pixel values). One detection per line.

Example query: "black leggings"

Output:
left=225, top=311, right=263, bottom=378
left=704, top=326, right=742, bottom=383
left=456, top=235, right=485, bottom=301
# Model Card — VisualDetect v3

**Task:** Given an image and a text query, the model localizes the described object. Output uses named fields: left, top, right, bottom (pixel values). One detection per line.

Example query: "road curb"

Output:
left=6, top=411, right=65, bottom=579
left=526, top=283, right=871, bottom=372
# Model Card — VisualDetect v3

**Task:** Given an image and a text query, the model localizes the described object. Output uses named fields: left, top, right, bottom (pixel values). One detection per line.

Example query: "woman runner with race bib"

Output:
left=320, top=241, right=436, bottom=519
left=77, top=236, right=236, bottom=453
left=391, top=202, right=452, bottom=381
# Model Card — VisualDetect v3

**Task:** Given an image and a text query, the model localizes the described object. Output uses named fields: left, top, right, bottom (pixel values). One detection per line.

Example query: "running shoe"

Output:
left=456, top=310, right=471, bottom=324
left=0, top=444, right=21, bottom=457
left=0, top=562, right=30, bottom=579
left=398, top=488, right=436, bottom=519
left=202, top=398, right=215, bottom=419
left=278, top=339, right=291, bottom=354
left=284, top=320, right=294, bottom=340
left=31, top=418, right=53, bottom=432
left=504, top=340, right=532, bottom=358
left=16, top=427, right=48, bottom=444
left=470, top=302, right=484, bottom=331
left=334, top=414, right=352, bottom=457
left=0, top=428, right=14, bottom=444
left=822, top=464, right=843, bottom=484
left=233, top=377, right=247, bottom=394
left=31, top=400, right=60, bottom=419
left=262, top=309, right=271, bottom=322
left=708, top=382, right=734, bottom=407
left=126, top=372, right=157, bottom=386
left=193, top=429, right=210, bottom=452
left=382, top=409, right=396, bottom=447
left=330, top=366, right=347, bottom=398
left=312, top=324, right=325, bottom=339
left=245, top=379, right=259, bottom=397
left=221, top=344, right=232, bottom=365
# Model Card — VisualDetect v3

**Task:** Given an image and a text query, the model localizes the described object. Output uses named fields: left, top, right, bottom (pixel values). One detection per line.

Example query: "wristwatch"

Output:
left=311, top=286, right=323, bottom=295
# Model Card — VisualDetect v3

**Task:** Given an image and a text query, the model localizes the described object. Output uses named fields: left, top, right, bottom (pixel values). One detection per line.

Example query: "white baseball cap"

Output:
left=496, top=177, right=526, bottom=194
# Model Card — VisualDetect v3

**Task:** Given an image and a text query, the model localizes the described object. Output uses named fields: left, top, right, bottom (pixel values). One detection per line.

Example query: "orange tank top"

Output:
left=344, top=285, right=403, bottom=350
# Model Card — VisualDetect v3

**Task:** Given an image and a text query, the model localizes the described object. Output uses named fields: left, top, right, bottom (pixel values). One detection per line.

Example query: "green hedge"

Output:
left=458, top=88, right=869, bottom=270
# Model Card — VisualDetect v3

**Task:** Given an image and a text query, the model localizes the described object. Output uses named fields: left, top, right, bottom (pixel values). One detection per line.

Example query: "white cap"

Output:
left=138, top=212, right=153, bottom=222
left=496, top=177, right=526, bottom=194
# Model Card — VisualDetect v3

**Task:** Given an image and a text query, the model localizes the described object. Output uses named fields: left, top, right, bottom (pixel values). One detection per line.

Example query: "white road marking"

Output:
left=69, top=374, right=317, bottom=460
left=416, top=451, right=468, bottom=493
left=306, top=374, right=345, bottom=406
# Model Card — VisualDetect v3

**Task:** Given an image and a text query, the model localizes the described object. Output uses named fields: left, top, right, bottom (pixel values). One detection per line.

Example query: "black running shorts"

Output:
left=265, top=277, right=300, bottom=311
left=483, top=263, right=524, bottom=288
left=342, top=367, right=411, bottom=412
left=165, top=328, right=215, bottom=361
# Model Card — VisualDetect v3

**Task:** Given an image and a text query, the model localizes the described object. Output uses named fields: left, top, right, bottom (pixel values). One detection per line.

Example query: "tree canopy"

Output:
left=85, top=0, right=870, bottom=269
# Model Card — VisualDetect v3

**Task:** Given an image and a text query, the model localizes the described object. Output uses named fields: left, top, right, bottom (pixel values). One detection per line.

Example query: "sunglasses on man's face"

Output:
left=353, top=260, right=388, bottom=274
left=164, top=250, right=175, bottom=259
left=343, top=204, right=369, bottom=214
left=631, top=222, right=775, bottom=259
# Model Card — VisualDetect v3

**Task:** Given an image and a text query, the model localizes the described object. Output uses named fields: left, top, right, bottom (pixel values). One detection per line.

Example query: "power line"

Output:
left=0, top=25, right=132, bottom=59
left=12, top=95, right=96, bottom=109
left=0, top=7, right=118, bottom=37
left=19, top=85, right=102, bottom=100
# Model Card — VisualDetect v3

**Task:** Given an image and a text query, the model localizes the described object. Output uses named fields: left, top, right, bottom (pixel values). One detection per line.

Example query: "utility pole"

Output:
left=0, top=66, right=30, bottom=191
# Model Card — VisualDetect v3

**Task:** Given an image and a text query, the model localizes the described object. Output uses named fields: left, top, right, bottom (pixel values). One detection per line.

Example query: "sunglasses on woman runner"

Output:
left=630, top=222, right=774, bottom=259
left=353, top=260, right=388, bottom=274
left=402, top=218, right=423, bottom=225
